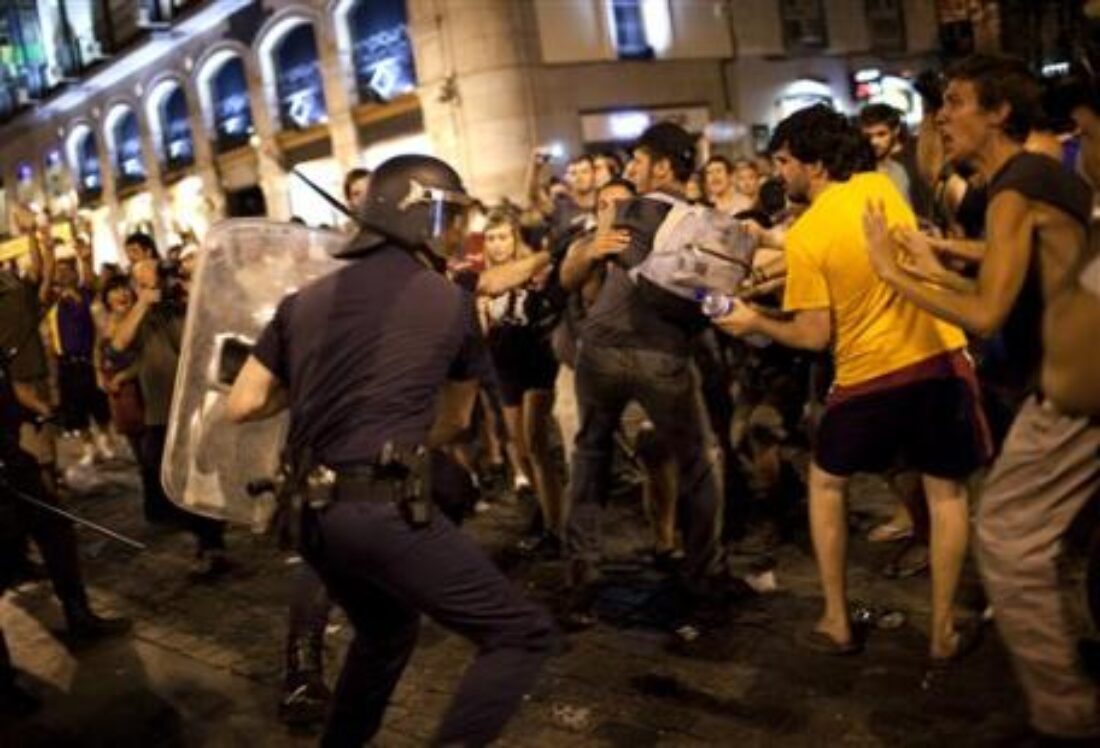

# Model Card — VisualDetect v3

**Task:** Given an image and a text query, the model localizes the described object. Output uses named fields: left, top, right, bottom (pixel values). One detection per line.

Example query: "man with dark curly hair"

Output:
left=715, top=104, right=989, bottom=661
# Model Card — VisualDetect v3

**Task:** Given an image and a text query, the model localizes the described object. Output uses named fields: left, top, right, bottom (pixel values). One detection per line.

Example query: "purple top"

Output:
left=53, top=288, right=97, bottom=359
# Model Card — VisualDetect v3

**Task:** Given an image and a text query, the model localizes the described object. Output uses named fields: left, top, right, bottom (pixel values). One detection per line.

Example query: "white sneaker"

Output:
left=95, top=440, right=116, bottom=462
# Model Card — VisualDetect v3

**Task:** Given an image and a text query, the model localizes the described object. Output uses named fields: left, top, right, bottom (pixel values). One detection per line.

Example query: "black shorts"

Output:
left=814, top=375, right=990, bottom=480
left=490, top=335, right=559, bottom=407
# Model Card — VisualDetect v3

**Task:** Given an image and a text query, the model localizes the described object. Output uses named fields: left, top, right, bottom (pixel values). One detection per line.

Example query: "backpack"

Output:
left=615, top=193, right=758, bottom=328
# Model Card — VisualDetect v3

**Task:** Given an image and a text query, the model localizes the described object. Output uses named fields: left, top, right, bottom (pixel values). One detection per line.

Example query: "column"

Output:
left=136, top=105, right=171, bottom=251
left=181, top=75, right=225, bottom=225
left=247, top=55, right=290, bottom=222
left=317, top=17, right=360, bottom=171
left=92, top=111, right=127, bottom=262
left=407, top=0, right=541, bottom=202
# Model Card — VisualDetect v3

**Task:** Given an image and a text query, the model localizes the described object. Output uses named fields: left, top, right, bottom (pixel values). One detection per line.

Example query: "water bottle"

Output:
left=698, top=289, right=772, bottom=349
left=699, top=290, right=733, bottom=318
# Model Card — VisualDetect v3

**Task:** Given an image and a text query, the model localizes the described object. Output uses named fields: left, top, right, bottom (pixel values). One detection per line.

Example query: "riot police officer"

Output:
left=1, top=287, right=131, bottom=715
left=226, top=155, right=554, bottom=746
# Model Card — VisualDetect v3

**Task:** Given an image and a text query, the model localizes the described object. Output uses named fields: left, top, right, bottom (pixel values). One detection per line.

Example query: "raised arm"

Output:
left=560, top=230, right=629, bottom=292
left=476, top=250, right=551, bottom=296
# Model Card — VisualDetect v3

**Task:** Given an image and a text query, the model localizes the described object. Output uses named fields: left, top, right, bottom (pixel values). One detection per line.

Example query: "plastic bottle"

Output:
left=698, top=289, right=771, bottom=348
left=699, top=290, right=733, bottom=318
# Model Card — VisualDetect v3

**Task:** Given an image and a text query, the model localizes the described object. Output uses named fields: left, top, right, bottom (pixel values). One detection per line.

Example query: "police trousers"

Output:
left=300, top=492, right=554, bottom=747
left=977, top=397, right=1100, bottom=738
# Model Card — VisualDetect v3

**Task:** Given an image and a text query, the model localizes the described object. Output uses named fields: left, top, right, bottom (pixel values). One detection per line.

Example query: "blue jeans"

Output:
left=566, top=344, right=724, bottom=581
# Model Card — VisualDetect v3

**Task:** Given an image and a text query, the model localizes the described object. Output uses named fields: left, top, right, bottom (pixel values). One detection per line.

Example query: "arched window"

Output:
left=273, top=23, right=327, bottom=129
left=201, top=54, right=255, bottom=153
left=345, top=0, right=417, bottom=103
left=68, top=126, right=102, bottom=197
left=159, top=86, right=195, bottom=169
left=108, top=107, right=146, bottom=186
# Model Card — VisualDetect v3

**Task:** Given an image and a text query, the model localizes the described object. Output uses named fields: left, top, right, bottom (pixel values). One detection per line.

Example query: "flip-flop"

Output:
left=795, top=627, right=862, bottom=656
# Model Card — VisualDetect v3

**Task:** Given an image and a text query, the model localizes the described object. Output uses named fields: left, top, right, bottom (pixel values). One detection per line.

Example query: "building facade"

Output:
left=0, top=1, right=1064, bottom=265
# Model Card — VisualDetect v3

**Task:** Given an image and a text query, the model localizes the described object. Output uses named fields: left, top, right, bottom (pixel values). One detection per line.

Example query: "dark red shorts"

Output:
left=814, top=353, right=992, bottom=479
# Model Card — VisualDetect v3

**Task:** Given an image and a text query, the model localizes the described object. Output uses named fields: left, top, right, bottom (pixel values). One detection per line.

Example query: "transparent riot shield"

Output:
left=162, top=220, right=348, bottom=529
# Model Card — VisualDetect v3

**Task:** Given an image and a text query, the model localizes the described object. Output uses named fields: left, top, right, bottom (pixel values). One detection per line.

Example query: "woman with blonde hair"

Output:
left=477, top=210, right=565, bottom=556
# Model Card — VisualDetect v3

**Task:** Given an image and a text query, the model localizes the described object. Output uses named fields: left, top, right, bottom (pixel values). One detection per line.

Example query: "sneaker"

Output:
left=513, top=475, right=534, bottom=499
left=94, top=434, right=117, bottom=462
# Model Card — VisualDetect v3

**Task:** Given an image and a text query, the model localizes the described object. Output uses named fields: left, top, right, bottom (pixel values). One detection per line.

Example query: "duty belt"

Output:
left=329, top=465, right=407, bottom=505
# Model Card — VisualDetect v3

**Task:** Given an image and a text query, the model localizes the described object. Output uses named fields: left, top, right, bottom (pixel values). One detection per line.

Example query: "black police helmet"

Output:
left=336, top=154, right=471, bottom=260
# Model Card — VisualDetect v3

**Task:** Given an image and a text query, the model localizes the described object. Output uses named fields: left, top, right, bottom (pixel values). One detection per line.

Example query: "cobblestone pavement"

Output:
left=0, top=440, right=1039, bottom=746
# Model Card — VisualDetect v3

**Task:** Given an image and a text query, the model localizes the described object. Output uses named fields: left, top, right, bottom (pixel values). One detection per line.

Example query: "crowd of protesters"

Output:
left=2, top=50, right=1100, bottom=744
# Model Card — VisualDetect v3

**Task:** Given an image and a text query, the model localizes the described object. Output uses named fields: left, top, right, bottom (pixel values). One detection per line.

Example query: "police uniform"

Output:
left=250, top=156, right=553, bottom=746
left=0, top=271, right=130, bottom=645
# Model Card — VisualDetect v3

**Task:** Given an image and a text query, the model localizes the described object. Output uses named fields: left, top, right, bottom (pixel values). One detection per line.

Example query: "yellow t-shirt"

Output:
left=782, top=172, right=966, bottom=387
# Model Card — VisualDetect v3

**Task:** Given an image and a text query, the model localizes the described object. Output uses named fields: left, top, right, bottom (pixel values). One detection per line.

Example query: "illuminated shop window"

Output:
left=110, top=109, right=146, bottom=187
left=159, top=86, right=195, bottom=170
left=209, top=56, right=254, bottom=152
left=274, top=24, right=327, bottom=130
left=69, top=126, right=102, bottom=198
left=347, top=0, right=417, bottom=104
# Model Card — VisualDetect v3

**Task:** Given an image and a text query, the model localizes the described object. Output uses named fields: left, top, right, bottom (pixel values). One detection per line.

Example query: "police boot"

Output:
left=279, top=634, right=331, bottom=727
left=62, top=594, right=132, bottom=642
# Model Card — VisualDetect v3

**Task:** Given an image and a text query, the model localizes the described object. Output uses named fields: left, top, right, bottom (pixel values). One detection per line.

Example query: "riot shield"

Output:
left=162, top=220, right=347, bottom=528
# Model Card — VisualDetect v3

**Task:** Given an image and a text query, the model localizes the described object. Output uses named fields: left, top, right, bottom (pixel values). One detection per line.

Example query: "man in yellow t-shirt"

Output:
left=716, top=105, right=989, bottom=660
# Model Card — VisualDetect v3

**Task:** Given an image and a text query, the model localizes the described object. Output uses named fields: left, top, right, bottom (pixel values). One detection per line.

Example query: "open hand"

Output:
left=590, top=230, right=630, bottom=259
left=862, top=199, right=898, bottom=280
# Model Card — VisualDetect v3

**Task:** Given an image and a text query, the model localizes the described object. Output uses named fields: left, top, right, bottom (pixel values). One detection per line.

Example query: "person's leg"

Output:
left=12, top=458, right=130, bottom=637
left=523, top=389, right=565, bottom=536
left=566, top=346, right=631, bottom=572
left=552, top=365, right=580, bottom=469
left=633, top=353, right=723, bottom=583
left=977, top=399, right=1100, bottom=739
left=139, top=426, right=175, bottom=522
left=317, top=573, right=420, bottom=747
left=313, top=501, right=554, bottom=746
left=921, top=474, right=969, bottom=657
left=501, top=403, right=532, bottom=492
left=808, top=462, right=853, bottom=646
left=634, top=424, right=677, bottom=554
left=280, top=563, right=334, bottom=724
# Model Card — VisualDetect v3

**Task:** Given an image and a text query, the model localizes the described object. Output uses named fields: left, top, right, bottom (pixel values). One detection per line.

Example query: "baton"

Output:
left=1, top=477, right=147, bottom=551
left=255, top=139, right=360, bottom=224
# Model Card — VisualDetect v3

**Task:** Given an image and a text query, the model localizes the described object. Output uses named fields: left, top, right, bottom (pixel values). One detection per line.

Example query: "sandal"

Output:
left=795, top=627, right=862, bottom=656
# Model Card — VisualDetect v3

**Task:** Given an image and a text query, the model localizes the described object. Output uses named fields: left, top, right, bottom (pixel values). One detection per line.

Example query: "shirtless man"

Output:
left=864, top=54, right=1099, bottom=743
